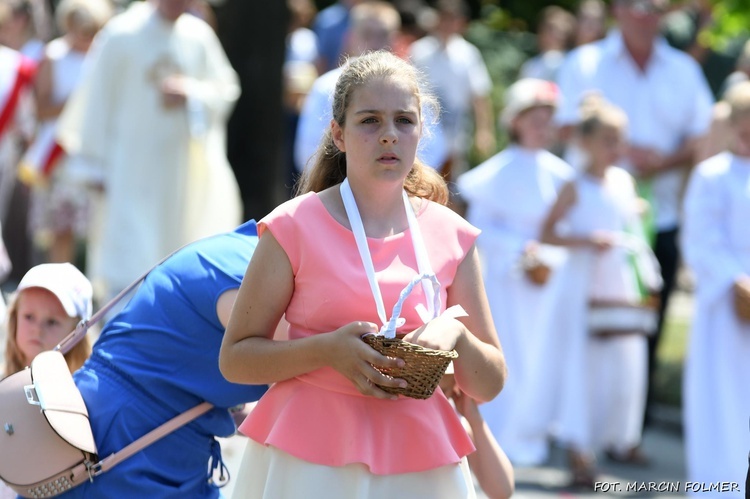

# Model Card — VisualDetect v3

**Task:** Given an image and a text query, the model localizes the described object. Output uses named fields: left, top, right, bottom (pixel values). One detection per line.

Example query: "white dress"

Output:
left=457, top=145, right=573, bottom=464
left=24, top=38, right=89, bottom=238
left=57, top=2, right=242, bottom=299
left=534, top=168, right=653, bottom=454
left=682, top=152, right=750, bottom=497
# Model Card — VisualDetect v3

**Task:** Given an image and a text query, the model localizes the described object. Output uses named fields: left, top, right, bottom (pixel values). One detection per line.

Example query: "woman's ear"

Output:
left=331, top=119, right=345, bottom=152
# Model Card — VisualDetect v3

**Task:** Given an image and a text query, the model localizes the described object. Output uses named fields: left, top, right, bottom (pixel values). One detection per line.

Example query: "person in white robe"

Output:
left=457, top=78, right=573, bottom=466
left=538, top=96, right=660, bottom=486
left=56, top=0, right=242, bottom=302
left=681, top=81, right=750, bottom=498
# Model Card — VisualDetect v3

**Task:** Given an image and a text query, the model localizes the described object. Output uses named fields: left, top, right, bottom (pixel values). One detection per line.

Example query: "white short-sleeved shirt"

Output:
left=555, top=30, right=715, bottom=230
left=409, top=34, right=493, bottom=153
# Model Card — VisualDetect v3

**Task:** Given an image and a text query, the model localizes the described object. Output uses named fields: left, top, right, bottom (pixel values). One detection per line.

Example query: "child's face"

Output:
left=582, top=124, right=625, bottom=169
left=332, top=76, right=421, bottom=185
left=513, top=106, right=555, bottom=150
left=15, top=288, right=78, bottom=365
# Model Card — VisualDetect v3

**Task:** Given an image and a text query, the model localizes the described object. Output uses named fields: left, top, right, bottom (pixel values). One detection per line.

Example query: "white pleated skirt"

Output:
left=230, top=439, right=476, bottom=499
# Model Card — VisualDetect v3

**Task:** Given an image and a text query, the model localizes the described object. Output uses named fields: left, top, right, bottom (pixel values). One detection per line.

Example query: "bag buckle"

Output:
left=86, top=460, right=103, bottom=481
left=23, top=385, right=40, bottom=406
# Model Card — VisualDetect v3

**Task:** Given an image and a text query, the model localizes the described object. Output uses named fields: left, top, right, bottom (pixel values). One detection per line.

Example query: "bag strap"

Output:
left=50, top=244, right=217, bottom=477
left=90, top=401, right=214, bottom=477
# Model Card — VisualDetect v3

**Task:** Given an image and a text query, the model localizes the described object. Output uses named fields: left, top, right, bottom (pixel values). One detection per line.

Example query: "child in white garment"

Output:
left=540, top=94, right=661, bottom=487
left=457, top=78, right=574, bottom=466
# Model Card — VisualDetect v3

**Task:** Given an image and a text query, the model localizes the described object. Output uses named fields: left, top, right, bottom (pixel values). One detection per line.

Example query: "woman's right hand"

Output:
left=325, top=322, right=408, bottom=400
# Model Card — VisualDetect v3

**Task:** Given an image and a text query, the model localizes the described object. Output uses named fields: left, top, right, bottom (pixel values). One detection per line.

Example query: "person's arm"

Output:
left=681, top=161, right=746, bottom=304
left=628, top=138, right=702, bottom=177
left=472, top=94, right=496, bottom=160
left=32, top=56, right=65, bottom=120
left=539, top=180, right=611, bottom=250
left=403, top=243, right=506, bottom=402
left=167, top=22, right=240, bottom=123
left=454, top=390, right=515, bottom=499
left=217, top=288, right=289, bottom=340
left=219, top=231, right=407, bottom=399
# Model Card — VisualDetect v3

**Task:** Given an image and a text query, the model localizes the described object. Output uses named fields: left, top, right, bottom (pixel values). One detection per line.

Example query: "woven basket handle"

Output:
left=380, top=273, right=441, bottom=339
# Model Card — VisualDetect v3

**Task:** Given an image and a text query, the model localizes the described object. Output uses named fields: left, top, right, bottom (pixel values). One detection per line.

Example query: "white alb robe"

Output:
left=517, top=168, right=657, bottom=455
left=57, top=2, right=242, bottom=298
left=457, top=145, right=573, bottom=465
left=682, top=152, right=750, bottom=497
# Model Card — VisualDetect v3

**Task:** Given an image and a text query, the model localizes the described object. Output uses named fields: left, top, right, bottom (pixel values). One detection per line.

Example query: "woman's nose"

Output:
left=380, top=124, right=398, bottom=144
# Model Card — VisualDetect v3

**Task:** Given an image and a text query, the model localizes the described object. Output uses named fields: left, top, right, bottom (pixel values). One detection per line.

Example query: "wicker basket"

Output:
left=362, top=335, right=458, bottom=400
left=733, top=280, right=750, bottom=322
left=520, top=253, right=551, bottom=285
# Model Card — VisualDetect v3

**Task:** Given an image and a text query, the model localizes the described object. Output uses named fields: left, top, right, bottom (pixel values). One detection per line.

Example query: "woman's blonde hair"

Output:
left=295, top=50, right=449, bottom=205
left=3, top=290, right=91, bottom=377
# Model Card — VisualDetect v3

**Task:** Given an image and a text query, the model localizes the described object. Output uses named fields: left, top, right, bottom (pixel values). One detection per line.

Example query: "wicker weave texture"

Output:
left=362, top=336, right=457, bottom=400
left=734, top=281, right=750, bottom=322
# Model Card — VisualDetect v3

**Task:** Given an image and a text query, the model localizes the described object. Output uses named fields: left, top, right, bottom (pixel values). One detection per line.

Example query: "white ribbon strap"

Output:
left=340, top=178, right=440, bottom=334
left=340, top=178, right=389, bottom=326
left=403, top=187, right=437, bottom=322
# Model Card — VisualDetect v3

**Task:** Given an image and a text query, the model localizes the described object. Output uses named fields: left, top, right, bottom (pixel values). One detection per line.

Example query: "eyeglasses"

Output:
left=622, top=0, right=667, bottom=16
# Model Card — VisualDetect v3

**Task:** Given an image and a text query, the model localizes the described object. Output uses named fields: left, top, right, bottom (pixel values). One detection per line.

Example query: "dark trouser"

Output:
left=1, top=179, right=32, bottom=285
left=645, top=227, right=680, bottom=427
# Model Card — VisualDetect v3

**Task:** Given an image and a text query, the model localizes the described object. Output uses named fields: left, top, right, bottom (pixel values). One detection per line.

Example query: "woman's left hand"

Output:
left=401, top=316, right=465, bottom=352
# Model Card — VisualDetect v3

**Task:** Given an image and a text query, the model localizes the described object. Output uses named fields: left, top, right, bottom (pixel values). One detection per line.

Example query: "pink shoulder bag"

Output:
left=0, top=252, right=213, bottom=498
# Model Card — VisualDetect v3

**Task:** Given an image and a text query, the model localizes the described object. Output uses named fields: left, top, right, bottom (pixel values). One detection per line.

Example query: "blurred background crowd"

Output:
left=0, top=0, right=748, bottom=496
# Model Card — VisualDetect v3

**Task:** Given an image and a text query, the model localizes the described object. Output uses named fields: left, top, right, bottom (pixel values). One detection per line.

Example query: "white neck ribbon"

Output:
left=340, top=178, right=440, bottom=338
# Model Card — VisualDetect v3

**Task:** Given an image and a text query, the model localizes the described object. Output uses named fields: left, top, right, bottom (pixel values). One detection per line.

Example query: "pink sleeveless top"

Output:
left=239, top=192, right=480, bottom=475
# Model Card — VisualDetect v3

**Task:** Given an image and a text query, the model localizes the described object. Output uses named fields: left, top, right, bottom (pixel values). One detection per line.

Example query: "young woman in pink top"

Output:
left=219, top=50, right=506, bottom=498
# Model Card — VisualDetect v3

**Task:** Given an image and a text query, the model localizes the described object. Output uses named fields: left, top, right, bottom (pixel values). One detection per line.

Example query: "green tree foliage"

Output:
left=701, top=0, right=750, bottom=51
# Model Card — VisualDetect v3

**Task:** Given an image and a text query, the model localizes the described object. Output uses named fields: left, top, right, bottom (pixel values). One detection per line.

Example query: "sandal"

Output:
left=567, top=449, right=597, bottom=489
left=605, top=446, right=651, bottom=467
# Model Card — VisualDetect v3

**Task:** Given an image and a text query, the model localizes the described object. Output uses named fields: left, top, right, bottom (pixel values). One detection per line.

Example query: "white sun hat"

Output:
left=17, top=263, right=93, bottom=320
left=500, top=77, right=561, bottom=128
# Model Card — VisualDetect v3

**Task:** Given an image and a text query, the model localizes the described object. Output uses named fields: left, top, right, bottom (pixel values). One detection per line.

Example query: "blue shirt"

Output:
left=90, top=220, right=267, bottom=436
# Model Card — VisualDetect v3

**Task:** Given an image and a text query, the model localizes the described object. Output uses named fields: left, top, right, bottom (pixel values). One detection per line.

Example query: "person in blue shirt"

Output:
left=312, top=0, right=363, bottom=73
left=57, top=220, right=268, bottom=498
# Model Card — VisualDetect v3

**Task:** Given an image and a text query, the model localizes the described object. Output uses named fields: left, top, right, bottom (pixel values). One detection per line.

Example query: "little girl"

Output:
left=3, top=262, right=93, bottom=377
left=539, top=95, right=661, bottom=486
left=457, top=77, right=573, bottom=465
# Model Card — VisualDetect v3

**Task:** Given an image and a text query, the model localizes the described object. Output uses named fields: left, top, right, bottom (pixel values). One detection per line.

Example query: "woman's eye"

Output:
left=397, top=117, right=414, bottom=124
left=361, top=117, right=378, bottom=124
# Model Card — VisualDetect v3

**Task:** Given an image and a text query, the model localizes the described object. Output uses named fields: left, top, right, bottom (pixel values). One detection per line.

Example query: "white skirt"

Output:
left=230, top=439, right=476, bottom=499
